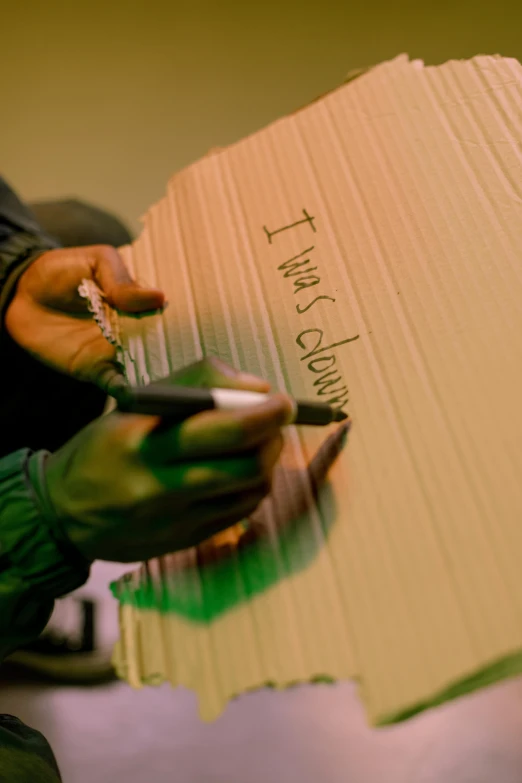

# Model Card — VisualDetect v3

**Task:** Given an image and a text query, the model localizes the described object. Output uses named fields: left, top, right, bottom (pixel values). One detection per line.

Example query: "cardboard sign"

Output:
left=104, top=53, right=522, bottom=724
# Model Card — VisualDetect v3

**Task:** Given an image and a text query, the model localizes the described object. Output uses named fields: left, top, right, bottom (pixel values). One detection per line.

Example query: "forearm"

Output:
left=0, top=448, right=91, bottom=661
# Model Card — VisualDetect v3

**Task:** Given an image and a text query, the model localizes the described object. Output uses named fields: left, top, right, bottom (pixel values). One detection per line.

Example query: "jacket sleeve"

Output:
left=0, top=448, right=92, bottom=661
left=0, top=176, right=60, bottom=329
left=0, top=178, right=92, bottom=661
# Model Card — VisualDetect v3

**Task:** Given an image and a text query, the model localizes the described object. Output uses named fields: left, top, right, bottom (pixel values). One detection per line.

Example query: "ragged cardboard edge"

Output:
left=134, top=50, right=499, bottom=231
left=78, top=279, right=123, bottom=356
left=110, top=603, right=342, bottom=723
left=78, top=277, right=166, bottom=403
left=134, top=56, right=403, bottom=229
left=110, top=602, right=522, bottom=725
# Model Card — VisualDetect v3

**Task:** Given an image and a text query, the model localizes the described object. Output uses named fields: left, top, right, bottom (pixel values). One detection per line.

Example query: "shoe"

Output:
left=3, top=596, right=117, bottom=684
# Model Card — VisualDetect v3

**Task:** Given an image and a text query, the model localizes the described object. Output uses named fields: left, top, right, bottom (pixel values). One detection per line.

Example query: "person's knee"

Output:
left=28, top=198, right=133, bottom=249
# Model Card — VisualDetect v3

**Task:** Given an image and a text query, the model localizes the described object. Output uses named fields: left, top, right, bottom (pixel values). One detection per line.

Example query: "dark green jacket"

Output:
left=0, top=177, right=92, bottom=662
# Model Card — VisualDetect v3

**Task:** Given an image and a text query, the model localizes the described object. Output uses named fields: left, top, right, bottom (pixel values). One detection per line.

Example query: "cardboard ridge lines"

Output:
left=98, top=54, right=522, bottom=724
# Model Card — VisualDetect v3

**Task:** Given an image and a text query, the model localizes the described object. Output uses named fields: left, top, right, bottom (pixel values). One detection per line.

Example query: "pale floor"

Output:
left=1, top=562, right=522, bottom=783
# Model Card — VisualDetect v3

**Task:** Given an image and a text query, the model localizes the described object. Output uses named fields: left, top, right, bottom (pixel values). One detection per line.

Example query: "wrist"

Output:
left=35, top=449, right=94, bottom=566
left=0, top=242, right=54, bottom=332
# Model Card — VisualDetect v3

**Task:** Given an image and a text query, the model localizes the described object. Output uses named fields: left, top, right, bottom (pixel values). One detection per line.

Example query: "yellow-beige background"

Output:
left=3, top=0, right=521, bottom=233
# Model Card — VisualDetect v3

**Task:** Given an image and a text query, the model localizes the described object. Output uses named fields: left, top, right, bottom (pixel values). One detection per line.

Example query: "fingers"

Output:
left=191, top=495, right=266, bottom=546
left=161, top=485, right=271, bottom=553
left=140, top=393, right=293, bottom=462
left=95, top=366, right=129, bottom=397
left=150, top=431, right=284, bottom=498
left=90, top=245, right=165, bottom=312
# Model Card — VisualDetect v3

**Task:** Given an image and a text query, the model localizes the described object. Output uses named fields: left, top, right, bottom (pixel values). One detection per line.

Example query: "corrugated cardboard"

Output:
left=102, top=53, right=522, bottom=725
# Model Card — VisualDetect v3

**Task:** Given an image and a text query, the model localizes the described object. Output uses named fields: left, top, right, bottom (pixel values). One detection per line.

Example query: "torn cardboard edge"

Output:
left=78, top=279, right=123, bottom=354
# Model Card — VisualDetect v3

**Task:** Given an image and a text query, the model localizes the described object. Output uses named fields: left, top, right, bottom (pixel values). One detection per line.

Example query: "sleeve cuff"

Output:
left=0, top=448, right=92, bottom=600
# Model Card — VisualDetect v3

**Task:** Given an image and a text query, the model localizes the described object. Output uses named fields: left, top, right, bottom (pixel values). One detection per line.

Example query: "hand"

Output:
left=5, top=245, right=165, bottom=394
left=43, top=357, right=295, bottom=562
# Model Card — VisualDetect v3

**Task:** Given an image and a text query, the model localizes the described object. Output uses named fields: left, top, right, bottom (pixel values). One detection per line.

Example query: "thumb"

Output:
left=92, top=245, right=165, bottom=313
left=92, top=363, right=129, bottom=398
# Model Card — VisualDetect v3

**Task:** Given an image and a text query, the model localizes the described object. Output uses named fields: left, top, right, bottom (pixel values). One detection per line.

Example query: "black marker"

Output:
left=116, top=384, right=348, bottom=426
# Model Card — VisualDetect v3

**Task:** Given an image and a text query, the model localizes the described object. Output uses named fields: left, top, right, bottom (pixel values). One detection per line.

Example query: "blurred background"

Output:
left=3, top=2, right=522, bottom=782
left=3, top=0, right=522, bottom=233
